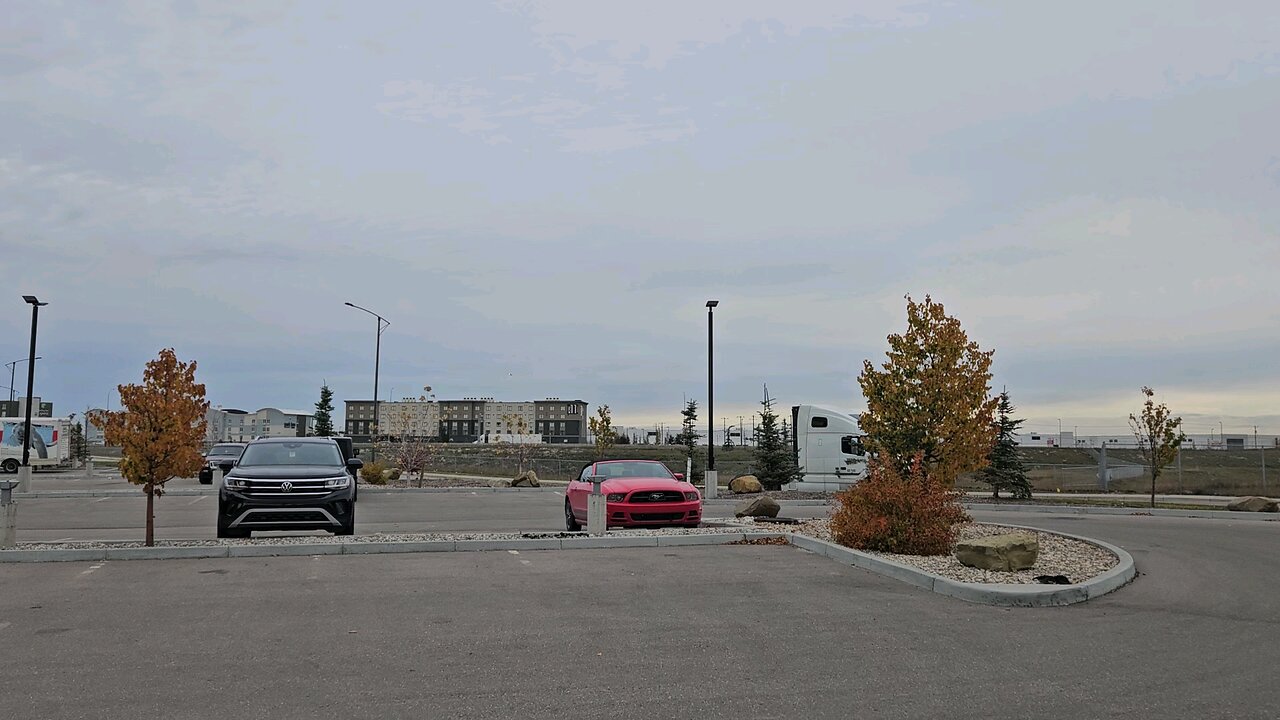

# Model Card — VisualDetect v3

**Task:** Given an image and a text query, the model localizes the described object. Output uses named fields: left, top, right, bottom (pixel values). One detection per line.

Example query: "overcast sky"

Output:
left=2, top=1, right=1278, bottom=438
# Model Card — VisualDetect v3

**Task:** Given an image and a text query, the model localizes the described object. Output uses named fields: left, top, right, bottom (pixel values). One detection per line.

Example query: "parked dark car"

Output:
left=199, top=443, right=246, bottom=484
left=216, top=437, right=362, bottom=538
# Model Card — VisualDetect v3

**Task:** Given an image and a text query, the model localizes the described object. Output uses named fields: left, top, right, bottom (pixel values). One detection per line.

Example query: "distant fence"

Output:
left=959, top=448, right=1274, bottom=496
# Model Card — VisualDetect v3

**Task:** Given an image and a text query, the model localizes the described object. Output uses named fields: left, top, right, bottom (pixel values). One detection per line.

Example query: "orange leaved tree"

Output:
left=91, top=349, right=208, bottom=546
left=858, top=294, right=998, bottom=487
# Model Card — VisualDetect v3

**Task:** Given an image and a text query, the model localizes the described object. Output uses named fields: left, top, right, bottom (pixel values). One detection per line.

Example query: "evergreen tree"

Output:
left=673, top=399, right=703, bottom=482
left=754, top=384, right=803, bottom=490
left=68, top=420, right=89, bottom=466
left=314, top=384, right=336, bottom=437
left=978, top=390, right=1031, bottom=499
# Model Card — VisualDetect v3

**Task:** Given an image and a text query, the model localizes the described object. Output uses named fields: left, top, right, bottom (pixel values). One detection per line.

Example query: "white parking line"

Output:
left=554, top=491, right=563, bottom=496
left=507, top=550, right=520, bottom=555
left=520, top=560, right=532, bottom=566
left=0, top=622, right=10, bottom=632
left=93, top=497, right=110, bottom=503
left=80, top=563, right=105, bottom=577
left=186, top=496, right=207, bottom=505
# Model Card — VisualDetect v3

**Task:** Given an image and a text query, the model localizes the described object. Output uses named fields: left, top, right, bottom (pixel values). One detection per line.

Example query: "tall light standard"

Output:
left=19, top=297, right=47, bottom=494
left=345, top=302, right=390, bottom=460
left=5, top=356, right=41, bottom=404
left=705, top=300, right=719, bottom=499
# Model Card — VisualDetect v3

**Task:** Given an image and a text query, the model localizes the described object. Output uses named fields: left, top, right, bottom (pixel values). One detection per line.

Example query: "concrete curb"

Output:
left=0, top=531, right=783, bottom=563
left=967, top=502, right=1278, bottom=522
left=784, top=523, right=1137, bottom=607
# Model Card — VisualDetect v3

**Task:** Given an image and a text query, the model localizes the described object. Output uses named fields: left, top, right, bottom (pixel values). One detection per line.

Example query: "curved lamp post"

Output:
left=345, top=302, right=390, bottom=460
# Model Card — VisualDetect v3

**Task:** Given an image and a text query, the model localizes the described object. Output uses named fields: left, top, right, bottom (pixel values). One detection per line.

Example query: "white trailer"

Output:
left=785, top=405, right=868, bottom=491
left=0, top=417, right=73, bottom=473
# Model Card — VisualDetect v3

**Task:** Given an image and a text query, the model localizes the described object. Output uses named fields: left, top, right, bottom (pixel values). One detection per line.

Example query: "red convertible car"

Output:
left=565, top=460, right=702, bottom=530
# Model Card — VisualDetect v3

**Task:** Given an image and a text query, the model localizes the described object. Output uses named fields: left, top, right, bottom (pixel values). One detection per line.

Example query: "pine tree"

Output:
left=754, top=384, right=803, bottom=490
left=68, top=420, right=89, bottom=465
left=978, top=390, right=1031, bottom=499
left=673, top=399, right=703, bottom=482
left=314, top=384, right=335, bottom=437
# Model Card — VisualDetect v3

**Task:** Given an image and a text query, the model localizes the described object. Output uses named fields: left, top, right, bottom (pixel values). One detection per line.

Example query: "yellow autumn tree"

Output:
left=90, top=349, right=208, bottom=546
left=589, top=404, right=615, bottom=459
left=858, top=295, right=997, bottom=487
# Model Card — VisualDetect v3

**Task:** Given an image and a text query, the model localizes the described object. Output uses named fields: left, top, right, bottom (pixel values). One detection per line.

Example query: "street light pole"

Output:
left=6, top=356, right=41, bottom=405
left=345, top=302, right=390, bottom=460
left=705, top=300, right=718, bottom=499
left=19, top=297, right=46, bottom=493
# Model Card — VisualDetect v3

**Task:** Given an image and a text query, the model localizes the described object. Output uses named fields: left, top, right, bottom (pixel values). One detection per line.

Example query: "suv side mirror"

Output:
left=217, top=460, right=235, bottom=473
left=673, top=472, right=685, bottom=481
left=347, top=458, right=364, bottom=471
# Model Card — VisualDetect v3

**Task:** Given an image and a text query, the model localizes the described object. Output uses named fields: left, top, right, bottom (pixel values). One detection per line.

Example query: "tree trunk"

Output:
left=145, top=484, right=155, bottom=547
left=1150, top=470, right=1156, bottom=509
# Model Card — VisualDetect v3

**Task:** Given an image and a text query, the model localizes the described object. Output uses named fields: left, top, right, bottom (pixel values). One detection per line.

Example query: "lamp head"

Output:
left=23, top=295, right=47, bottom=306
left=706, top=300, right=719, bottom=309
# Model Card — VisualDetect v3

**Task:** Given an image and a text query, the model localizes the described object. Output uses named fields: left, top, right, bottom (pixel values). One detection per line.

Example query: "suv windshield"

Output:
left=208, top=446, right=241, bottom=456
left=592, top=461, right=675, bottom=479
left=239, top=442, right=342, bottom=467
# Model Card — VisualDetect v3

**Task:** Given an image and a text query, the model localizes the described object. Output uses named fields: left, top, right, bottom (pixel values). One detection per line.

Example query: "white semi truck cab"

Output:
left=786, top=405, right=868, bottom=491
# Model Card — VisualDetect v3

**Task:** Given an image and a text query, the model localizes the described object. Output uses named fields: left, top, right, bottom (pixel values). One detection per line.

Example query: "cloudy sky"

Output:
left=2, top=1, right=1278, bottom=438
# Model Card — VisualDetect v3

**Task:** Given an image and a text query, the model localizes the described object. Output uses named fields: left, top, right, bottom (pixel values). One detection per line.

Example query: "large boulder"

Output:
left=1226, top=496, right=1279, bottom=512
left=511, top=470, right=540, bottom=488
left=734, top=496, right=781, bottom=518
left=954, top=533, right=1040, bottom=572
left=729, top=475, right=763, bottom=494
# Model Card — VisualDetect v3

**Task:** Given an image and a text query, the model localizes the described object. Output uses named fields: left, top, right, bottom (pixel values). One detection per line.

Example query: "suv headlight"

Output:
left=325, top=475, right=351, bottom=489
left=223, top=476, right=248, bottom=489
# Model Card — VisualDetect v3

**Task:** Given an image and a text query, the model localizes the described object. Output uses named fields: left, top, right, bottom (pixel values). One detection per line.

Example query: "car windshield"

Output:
left=592, top=461, right=675, bottom=479
left=209, top=446, right=241, bottom=456
left=238, top=442, right=342, bottom=467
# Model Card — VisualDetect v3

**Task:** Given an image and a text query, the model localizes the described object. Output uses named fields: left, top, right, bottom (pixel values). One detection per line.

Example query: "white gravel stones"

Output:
left=768, top=517, right=1118, bottom=584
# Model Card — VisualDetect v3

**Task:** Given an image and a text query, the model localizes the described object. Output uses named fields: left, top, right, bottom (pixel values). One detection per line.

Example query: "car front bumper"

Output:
left=218, top=487, right=354, bottom=531
left=606, top=500, right=701, bottom=527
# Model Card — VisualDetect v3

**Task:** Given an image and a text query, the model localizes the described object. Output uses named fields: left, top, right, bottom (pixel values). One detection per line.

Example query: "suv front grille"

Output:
left=239, top=479, right=332, bottom=497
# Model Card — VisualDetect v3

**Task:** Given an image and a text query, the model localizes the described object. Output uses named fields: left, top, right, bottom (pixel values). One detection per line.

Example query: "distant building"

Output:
left=0, top=397, right=53, bottom=418
left=344, top=397, right=588, bottom=444
left=206, top=406, right=315, bottom=443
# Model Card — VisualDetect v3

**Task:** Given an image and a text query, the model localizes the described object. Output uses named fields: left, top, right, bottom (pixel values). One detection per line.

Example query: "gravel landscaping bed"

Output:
left=11, top=526, right=772, bottom=552
left=719, top=490, right=835, bottom=501
left=734, top=517, right=1119, bottom=585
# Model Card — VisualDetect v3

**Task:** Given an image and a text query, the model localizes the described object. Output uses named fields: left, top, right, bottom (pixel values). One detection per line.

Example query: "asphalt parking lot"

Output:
left=1, top=513, right=1277, bottom=719
left=11, top=478, right=829, bottom=542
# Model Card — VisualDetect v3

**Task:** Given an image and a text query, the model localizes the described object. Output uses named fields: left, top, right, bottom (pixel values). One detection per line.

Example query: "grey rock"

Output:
left=954, top=533, right=1039, bottom=572
left=734, top=496, right=781, bottom=518
left=511, top=470, right=540, bottom=488
left=1226, top=496, right=1278, bottom=512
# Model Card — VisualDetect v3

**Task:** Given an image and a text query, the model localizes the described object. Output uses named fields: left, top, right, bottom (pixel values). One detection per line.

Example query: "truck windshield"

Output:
left=239, top=443, right=342, bottom=467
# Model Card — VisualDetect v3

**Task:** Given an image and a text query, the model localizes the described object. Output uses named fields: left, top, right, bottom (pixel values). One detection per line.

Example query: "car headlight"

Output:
left=606, top=493, right=626, bottom=502
left=325, top=475, right=351, bottom=489
left=223, top=476, right=248, bottom=489
left=684, top=492, right=699, bottom=500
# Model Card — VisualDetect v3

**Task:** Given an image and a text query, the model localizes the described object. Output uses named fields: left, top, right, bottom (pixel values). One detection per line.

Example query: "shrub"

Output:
left=360, top=461, right=388, bottom=486
left=830, top=455, right=969, bottom=556
left=386, top=468, right=402, bottom=482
